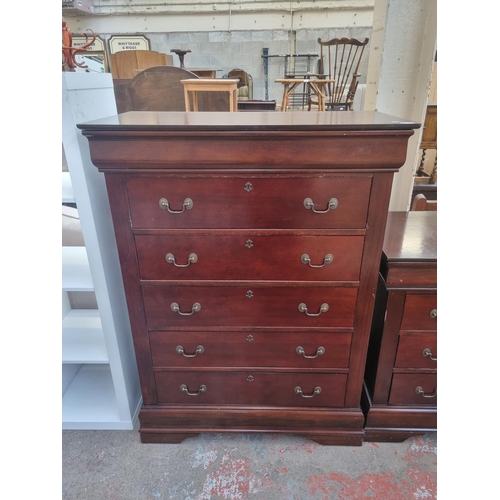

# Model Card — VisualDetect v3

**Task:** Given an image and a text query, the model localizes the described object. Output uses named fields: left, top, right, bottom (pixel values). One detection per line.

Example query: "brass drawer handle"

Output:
left=171, top=302, right=201, bottom=315
left=176, top=345, right=204, bottom=357
left=430, top=309, right=437, bottom=319
left=166, top=252, right=198, bottom=267
left=415, top=386, right=437, bottom=398
left=301, top=253, right=333, bottom=268
left=180, top=384, right=206, bottom=396
left=294, top=386, right=322, bottom=398
left=159, top=197, right=193, bottom=213
left=298, top=303, right=329, bottom=316
left=303, top=197, right=338, bottom=213
left=296, top=346, right=325, bottom=358
left=422, top=348, right=437, bottom=361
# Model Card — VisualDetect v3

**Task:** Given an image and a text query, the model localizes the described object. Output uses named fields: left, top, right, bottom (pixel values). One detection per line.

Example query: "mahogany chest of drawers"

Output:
left=79, top=111, right=418, bottom=445
left=363, top=211, right=437, bottom=441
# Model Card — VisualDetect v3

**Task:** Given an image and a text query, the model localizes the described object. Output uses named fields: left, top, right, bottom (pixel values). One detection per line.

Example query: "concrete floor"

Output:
left=62, top=425, right=436, bottom=499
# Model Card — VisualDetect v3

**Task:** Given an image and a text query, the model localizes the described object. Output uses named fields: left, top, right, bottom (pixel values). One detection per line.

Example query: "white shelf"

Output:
left=62, top=247, right=94, bottom=292
left=62, top=310, right=108, bottom=364
left=62, top=73, right=141, bottom=430
left=62, top=172, right=75, bottom=203
left=62, top=365, right=132, bottom=430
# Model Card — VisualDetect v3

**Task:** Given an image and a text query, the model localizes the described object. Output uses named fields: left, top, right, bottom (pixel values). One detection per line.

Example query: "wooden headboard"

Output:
left=109, top=50, right=174, bottom=79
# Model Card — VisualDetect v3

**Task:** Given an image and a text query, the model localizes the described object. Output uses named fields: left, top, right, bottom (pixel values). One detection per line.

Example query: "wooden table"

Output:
left=181, top=79, right=239, bottom=112
left=275, top=78, right=336, bottom=111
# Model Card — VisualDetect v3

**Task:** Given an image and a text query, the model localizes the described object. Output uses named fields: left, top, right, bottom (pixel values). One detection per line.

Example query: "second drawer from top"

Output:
left=135, top=234, right=364, bottom=282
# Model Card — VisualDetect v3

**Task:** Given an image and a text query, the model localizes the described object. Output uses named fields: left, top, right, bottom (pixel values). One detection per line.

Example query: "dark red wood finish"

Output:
left=126, top=175, right=372, bottom=229
left=154, top=371, right=348, bottom=406
left=78, top=111, right=418, bottom=445
left=142, top=285, right=358, bottom=329
left=388, top=374, right=437, bottom=406
left=149, top=330, right=352, bottom=369
left=363, top=211, right=437, bottom=442
left=394, top=333, right=437, bottom=369
left=135, top=233, right=364, bottom=282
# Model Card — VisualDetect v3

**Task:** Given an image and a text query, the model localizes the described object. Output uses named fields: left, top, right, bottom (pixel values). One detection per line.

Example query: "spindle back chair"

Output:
left=309, top=37, right=369, bottom=111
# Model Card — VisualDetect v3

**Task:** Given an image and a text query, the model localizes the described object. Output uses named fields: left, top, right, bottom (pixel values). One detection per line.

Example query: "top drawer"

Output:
left=126, top=175, right=372, bottom=229
left=400, top=294, right=437, bottom=331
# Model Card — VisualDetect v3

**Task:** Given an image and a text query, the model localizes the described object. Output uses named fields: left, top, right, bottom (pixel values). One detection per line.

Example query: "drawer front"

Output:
left=142, top=285, right=358, bottom=329
left=136, top=234, right=364, bottom=282
left=126, top=176, right=371, bottom=229
left=394, top=333, right=437, bottom=369
left=400, top=294, right=437, bottom=331
left=149, top=331, right=352, bottom=369
left=389, top=374, right=437, bottom=406
left=155, top=371, right=347, bottom=407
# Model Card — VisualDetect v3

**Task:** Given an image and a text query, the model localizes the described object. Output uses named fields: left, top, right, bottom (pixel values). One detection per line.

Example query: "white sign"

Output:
left=108, top=35, right=150, bottom=54
left=72, top=35, right=105, bottom=52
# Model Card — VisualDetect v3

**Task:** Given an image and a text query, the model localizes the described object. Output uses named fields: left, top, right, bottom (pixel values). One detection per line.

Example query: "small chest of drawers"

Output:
left=363, top=211, right=437, bottom=442
left=79, top=111, right=417, bottom=445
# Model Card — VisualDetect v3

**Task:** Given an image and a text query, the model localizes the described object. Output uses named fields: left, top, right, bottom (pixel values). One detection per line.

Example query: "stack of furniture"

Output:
left=114, top=66, right=230, bottom=113
left=78, top=111, right=418, bottom=445
left=363, top=211, right=437, bottom=441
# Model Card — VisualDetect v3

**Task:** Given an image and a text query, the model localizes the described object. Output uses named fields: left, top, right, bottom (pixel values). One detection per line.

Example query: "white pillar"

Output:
left=364, top=0, right=437, bottom=211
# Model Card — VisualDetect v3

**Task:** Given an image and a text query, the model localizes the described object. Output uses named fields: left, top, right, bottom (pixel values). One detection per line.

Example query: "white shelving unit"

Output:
left=62, top=73, right=142, bottom=430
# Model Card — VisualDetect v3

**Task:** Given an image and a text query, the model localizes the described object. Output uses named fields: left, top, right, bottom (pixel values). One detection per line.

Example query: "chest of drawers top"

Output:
left=78, top=111, right=418, bottom=171
left=380, top=211, right=437, bottom=288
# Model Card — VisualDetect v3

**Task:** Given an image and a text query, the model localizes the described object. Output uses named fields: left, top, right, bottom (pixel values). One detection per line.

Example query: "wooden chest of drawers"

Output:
left=363, top=211, right=437, bottom=441
left=79, top=111, right=418, bottom=445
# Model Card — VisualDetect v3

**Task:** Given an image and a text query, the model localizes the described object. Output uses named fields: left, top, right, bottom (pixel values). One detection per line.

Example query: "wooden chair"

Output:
left=113, top=66, right=229, bottom=113
left=415, top=103, right=437, bottom=183
left=308, top=37, right=369, bottom=111
left=411, top=193, right=437, bottom=211
left=227, top=69, right=253, bottom=100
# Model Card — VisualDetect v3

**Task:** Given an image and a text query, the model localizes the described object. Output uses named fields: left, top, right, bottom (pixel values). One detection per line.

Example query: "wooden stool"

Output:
left=181, top=79, right=239, bottom=112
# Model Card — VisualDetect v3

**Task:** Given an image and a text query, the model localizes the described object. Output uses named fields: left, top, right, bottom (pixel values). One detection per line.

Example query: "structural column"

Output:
left=364, top=0, right=437, bottom=211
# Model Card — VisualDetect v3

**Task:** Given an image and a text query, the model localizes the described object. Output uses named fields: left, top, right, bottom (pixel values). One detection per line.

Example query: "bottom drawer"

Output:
left=155, top=371, right=347, bottom=407
left=389, top=373, right=437, bottom=406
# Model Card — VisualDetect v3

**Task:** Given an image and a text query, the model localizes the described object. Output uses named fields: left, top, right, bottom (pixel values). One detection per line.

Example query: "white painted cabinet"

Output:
left=62, top=73, right=142, bottom=429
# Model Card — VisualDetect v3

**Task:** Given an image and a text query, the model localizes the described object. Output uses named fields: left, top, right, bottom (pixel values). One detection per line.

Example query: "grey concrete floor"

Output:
left=62, top=424, right=437, bottom=499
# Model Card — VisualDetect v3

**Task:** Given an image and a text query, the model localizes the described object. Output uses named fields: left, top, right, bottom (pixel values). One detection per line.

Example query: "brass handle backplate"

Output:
left=159, top=197, right=193, bottom=213
left=171, top=302, right=201, bottom=315
left=180, top=384, right=206, bottom=396
left=415, top=386, right=437, bottom=398
left=294, top=386, right=322, bottom=398
left=298, top=303, right=329, bottom=317
left=296, top=346, right=325, bottom=358
left=166, top=252, right=198, bottom=267
left=176, top=345, right=204, bottom=357
left=422, top=348, right=437, bottom=361
left=301, top=253, right=334, bottom=268
left=303, top=197, right=338, bottom=213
